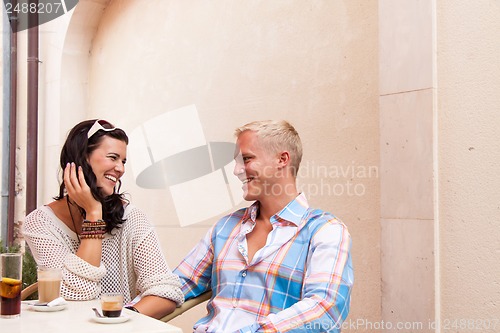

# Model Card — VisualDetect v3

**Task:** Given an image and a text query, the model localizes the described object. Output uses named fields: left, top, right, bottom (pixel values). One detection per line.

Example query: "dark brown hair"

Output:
left=55, top=119, right=129, bottom=232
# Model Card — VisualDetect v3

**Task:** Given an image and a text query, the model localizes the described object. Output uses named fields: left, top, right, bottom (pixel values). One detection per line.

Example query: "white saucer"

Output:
left=92, top=314, right=130, bottom=324
left=31, top=303, right=67, bottom=312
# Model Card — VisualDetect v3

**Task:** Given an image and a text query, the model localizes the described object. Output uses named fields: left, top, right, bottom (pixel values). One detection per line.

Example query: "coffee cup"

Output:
left=37, top=268, right=62, bottom=303
left=100, top=293, right=124, bottom=317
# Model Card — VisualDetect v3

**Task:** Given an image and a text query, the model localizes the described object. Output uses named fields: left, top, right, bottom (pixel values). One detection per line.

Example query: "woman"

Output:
left=23, top=119, right=183, bottom=319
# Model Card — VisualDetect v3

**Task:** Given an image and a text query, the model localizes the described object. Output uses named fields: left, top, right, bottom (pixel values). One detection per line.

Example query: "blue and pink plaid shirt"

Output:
left=174, top=193, right=354, bottom=332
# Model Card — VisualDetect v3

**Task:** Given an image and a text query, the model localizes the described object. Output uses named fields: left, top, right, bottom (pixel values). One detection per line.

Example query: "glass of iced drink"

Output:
left=0, top=253, right=22, bottom=318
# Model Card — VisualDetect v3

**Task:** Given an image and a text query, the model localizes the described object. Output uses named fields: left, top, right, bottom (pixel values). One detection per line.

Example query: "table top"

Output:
left=1, top=300, right=183, bottom=333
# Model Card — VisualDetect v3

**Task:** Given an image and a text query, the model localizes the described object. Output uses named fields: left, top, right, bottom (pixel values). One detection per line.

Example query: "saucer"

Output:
left=92, top=313, right=130, bottom=324
left=31, top=303, right=67, bottom=312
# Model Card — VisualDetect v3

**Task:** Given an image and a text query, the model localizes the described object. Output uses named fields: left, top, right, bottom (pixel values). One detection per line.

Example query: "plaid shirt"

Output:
left=174, top=193, right=353, bottom=333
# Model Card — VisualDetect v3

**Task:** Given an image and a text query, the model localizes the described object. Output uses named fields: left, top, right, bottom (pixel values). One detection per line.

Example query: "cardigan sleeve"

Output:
left=23, top=208, right=106, bottom=300
left=125, top=207, right=184, bottom=305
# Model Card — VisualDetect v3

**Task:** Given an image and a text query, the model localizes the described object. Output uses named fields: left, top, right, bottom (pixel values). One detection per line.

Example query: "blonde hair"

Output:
left=235, top=120, right=303, bottom=177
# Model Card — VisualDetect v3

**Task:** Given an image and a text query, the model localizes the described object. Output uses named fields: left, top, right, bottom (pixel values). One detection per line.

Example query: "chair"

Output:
left=161, top=290, right=212, bottom=322
left=21, top=282, right=38, bottom=301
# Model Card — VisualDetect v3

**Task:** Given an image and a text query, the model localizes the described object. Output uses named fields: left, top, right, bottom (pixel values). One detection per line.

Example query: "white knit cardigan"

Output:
left=23, top=204, right=184, bottom=305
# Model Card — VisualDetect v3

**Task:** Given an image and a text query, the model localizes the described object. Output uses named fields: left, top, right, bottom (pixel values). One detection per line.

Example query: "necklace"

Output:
left=66, top=196, right=81, bottom=242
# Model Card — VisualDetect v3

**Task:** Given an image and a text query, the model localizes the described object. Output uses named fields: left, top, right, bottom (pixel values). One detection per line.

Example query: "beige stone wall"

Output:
left=379, top=0, right=435, bottom=331
left=437, top=1, right=500, bottom=330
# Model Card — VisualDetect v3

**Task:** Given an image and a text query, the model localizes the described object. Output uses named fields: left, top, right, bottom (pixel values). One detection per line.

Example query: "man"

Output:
left=174, top=120, right=353, bottom=332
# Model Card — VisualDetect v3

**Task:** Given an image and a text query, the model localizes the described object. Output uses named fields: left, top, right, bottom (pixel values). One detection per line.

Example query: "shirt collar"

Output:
left=242, top=193, right=310, bottom=227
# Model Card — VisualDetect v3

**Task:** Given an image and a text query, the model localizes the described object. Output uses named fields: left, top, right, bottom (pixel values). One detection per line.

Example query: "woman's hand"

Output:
left=64, top=162, right=102, bottom=220
left=64, top=162, right=104, bottom=266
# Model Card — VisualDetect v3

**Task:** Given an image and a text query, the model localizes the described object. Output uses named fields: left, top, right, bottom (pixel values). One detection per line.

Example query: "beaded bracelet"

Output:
left=80, top=233, right=105, bottom=240
left=81, top=226, right=106, bottom=232
left=83, top=219, right=107, bottom=226
left=80, top=219, right=107, bottom=240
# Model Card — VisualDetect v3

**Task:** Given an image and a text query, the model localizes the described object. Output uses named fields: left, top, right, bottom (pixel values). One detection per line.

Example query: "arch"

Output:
left=60, top=0, right=112, bottom=128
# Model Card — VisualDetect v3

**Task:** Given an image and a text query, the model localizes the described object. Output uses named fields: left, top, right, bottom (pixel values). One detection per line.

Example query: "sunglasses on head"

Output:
left=87, top=119, right=117, bottom=139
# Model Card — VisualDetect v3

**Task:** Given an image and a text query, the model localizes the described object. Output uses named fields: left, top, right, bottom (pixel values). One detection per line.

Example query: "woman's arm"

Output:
left=127, top=208, right=184, bottom=317
left=23, top=209, right=106, bottom=300
left=134, top=295, right=177, bottom=319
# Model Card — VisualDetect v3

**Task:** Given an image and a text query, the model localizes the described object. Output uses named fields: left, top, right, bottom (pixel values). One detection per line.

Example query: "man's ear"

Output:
left=277, top=151, right=291, bottom=169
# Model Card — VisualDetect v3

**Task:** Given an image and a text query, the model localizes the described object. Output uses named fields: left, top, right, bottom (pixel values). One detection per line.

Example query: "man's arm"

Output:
left=173, top=226, right=215, bottom=300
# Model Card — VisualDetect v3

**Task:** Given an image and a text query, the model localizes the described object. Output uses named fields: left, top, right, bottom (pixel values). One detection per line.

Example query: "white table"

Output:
left=1, top=300, right=183, bottom=333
